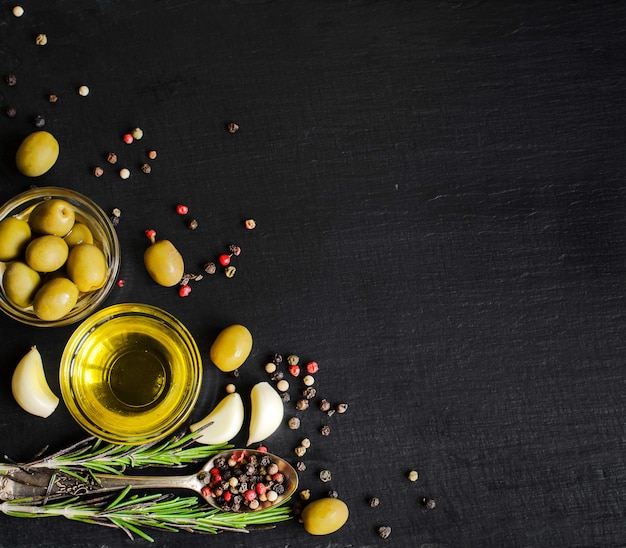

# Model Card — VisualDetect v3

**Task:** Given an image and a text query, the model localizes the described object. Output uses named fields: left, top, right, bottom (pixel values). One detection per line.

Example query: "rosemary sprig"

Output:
left=0, top=429, right=232, bottom=476
left=0, top=487, right=292, bottom=542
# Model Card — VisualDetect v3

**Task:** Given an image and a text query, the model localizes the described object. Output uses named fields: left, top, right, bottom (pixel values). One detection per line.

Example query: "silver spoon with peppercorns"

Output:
left=0, top=449, right=298, bottom=513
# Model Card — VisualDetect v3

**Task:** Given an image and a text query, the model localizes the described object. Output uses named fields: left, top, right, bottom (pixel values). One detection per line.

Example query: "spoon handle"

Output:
left=91, top=472, right=200, bottom=495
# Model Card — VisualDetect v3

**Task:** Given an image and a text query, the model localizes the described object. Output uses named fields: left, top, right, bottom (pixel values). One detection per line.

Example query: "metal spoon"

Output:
left=0, top=449, right=298, bottom=512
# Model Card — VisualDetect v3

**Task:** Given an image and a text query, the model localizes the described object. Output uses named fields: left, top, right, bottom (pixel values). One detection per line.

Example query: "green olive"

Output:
left=301, top=498, right=349, bottom=535
left=143, top=239, right=184, bottom=287
left=32, top=277, right=78, bottom=321
left=66, top=243, right=107, bottom=292
left=27, top=198, right=75, bottom=236
left=0, top=217, right=31, bottom=261
left=25, top=235, right=69, bottom=273
left=64, top=222, right=93, bottom=247
left=15, top=131, right=59, bottom=177
left=3, top=261, right=41, bottom=308
left=209, top=324, right=253, bottom=372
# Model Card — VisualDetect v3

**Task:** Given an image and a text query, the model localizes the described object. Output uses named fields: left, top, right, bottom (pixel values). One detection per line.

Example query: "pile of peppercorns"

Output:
left=262, top=352, right=349, bottom=508
left=199, top=450, right=291, bottom=512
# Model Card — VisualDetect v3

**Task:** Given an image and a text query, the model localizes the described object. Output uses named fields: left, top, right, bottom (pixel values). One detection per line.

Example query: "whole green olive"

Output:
left=66, top=243, right=107, bottom=292
left=3, top=261, right=41, bottom=308
left=0, top=217, right=31, bottom=261
left=32, top=277, right=78, bottom=321
left=209, top=324, right=253, bottom=372
left=15, top=131, right=59, bottom=177
left=301, top=498, right=349, bottom=535
left=25, top=235, right=68, bottom=273
left=144, top=239, right=184, bottom=287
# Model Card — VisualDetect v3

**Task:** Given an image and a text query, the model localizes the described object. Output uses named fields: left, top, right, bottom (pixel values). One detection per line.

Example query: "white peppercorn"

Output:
left=225, top=383, right=236, bottom=394
left=288, top=417, right=300, bottom=430
left=294, top=445, right=306, bottom=457
left=302, top=375, right=315, bottom=386
left=264, top=362, right=276, bottom=374
left=319, top=399, right=331, bottom=412
left=12, top=6, right=24, bottom=17
left=319, top=469, right=332, bottom=482
left=295, top=399, right=309, bottom=411
left=78, top=85, right=90, bottom=96
left=299, top=489, right=310, bottom=501
left=336, top=403, right=348, bottom=413
left=276, top=379, right=289, bottom=392
left=35, top=33, right=47, bottom=46
left=300, top=438, right=311, bottom=448
left=119, top=168, right=130, bottom=179
left=408, top=470, right=419, bottom=482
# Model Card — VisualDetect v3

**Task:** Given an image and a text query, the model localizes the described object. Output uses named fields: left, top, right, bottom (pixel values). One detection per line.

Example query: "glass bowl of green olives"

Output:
left=0, top=186, right=120, bottom=327
left=60, top=303, right=203, bottom=445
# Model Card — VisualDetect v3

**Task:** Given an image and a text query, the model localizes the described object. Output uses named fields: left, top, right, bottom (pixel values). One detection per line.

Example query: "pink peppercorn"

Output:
left=255, top=483, right=267, bottom=495
left=306, top=361, right=319, bottom=374
left=219, top=253, right=231, bottom=266
left=244, top=490, right=257, bottom=502
left=223, top=491, right=231, bottom=502
left=179, top=285, right=191, bottom=297
left=201, top=486, right=212, bottom=498
left=117, top=279, right=125, bottom=288
left=288, top=364, right=301, bottom=377
left=257, top=445, right=268, bottom=452
left=176, top=204, right=188, bottom=215
left=122, top=133, right=133, bottom=144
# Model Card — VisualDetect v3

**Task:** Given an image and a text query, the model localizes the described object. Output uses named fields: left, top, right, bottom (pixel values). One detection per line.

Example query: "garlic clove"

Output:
left=189, top=392, right=244, bottom=445
left=247, top=381, right=284, bottom=446
left=11, top=345, right=59, bottom=418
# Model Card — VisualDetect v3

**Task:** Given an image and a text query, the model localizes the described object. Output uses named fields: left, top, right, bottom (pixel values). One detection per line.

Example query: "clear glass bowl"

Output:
left=0, top=186, right=120, bottom=327
left=60, top=303, right=203, bottom=445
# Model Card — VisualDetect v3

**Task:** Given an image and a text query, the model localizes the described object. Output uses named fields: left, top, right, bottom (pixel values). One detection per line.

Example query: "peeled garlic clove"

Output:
left=189, top=392, right=244, bottom=445
left=247, top=381, right=284, bottom=446
left=11, top=346, right=59, bottom=418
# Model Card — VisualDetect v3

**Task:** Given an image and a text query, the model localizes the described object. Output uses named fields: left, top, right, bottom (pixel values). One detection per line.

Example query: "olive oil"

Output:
left=61, top=304, right=202, bottom=444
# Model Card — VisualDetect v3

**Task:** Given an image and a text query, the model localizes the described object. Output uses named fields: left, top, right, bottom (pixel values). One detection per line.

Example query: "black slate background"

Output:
left=0, top=1, right=624, bottom=547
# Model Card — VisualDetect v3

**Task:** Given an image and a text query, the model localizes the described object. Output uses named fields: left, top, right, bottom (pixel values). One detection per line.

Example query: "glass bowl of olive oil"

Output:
left=60, top=303, right=202, bottom=445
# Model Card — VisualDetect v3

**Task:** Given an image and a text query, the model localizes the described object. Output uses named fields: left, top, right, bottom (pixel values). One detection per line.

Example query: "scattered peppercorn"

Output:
left=132, top=127, right=144, bottom=140
left=12, top=6, right=24, bottom=17
left=319, top=469, right=332, bottom=483
left=117, top=279, right=125, bottom=288
left=295, top=399, right=309, bottom=411
left=229, top=244, right=241, bottom=256
left=244, top=218, right=256, bottom=230
left=204, top=262, right=217, bottom=275
left=288, top=417, right=300, bottom=430
left=148, top=149, right=157, bottom=159
left=78, top=85, right=89, bottom=96
left=122, top=133, right=133, bottom=144
left=111, top=208, right=122, bottom=219
left=225, top=383, right=236, bottom=394
left=227, top=122, right=239, bottom=133
left=93, top=166, right=104, bottom=177
left=320, top=425, right=331, bottom=436
left=303, top=375, right=315, bottom=386
left=106, top=152, right=118, bottom=164
left=224, top=265, right=236, bottom=278
left=35, top=33, right=48, bottom=46
left=272, top=353, right=283, bottom=365
left=299, top=489, right=311, bottom=501
left=33, top=115, right=45, bottom=128
left=6, top=74, right=16, bottom=86
left=306, top=361, right=319, bottom=374
left=296, top=461, right=306, bottom=472
left=408, top=470, right=419, bottom=482
left=179, top=285, right=191, bottom=297
left=264, top=362, right=276, bottom=374
left=280, top=392, right=291, bottom=403
left=303, top=387, right=316, bottom=399
left=378, top=525, right=392, bottom=539
left=336, top=403, right=348, bottom=414
left=270, top=371, right=284, bottom=382
left=288, top=364, right=301, bottom=377
left=276, top=379, right=289, bottom=392
left=48, top=94, right=58, bottom=103
left=230, top=368, right=240, bottom=378
left=141, top=163, right=151, bottom=174
left=327, top=409, right=336, bottom=417
left=301, top=438, right=311, bottom=449
left=176, top=204, right=189, bottom=215
left=6, top=106, right=16, bottom=118
left=119, top=168, right=130, bottom=179
left=328, top=490, right=339, bottom=498
left=369, top=497, right=380, bottom=507
left=187, top=219, right=198, bottom=230
left=294, top=446, right=306, bottom=457
left=422, top=497, right=436, bottom=510
left=319, top=399, right=331, bottom=412
left=287, top=354, right=299, bottom=366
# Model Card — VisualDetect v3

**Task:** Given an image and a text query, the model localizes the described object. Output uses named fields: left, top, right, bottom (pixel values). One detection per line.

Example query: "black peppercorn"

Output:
left=6, top=106, right=16, bottom=118
left=6, top=74, right=16, bottom=86
left=33, top=115, right=45, bottom=128
left=328, top=490, right=339, bottom=498
left=369, top=497, right=380, bottom=507
left=141, top=163, right=151, bottom=174
left=227, top=122, right=239, bottom=133
left=378, top=525, right=392, bottom=539
left=272, top=353, right=283, bottom=365
left=320, top=425, right=331, bottom=436
left=48, top=94, right=58, bottom=103
left=421, top=497, right=436, bottom=510
left=187, top=219, right=198, bottom=230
